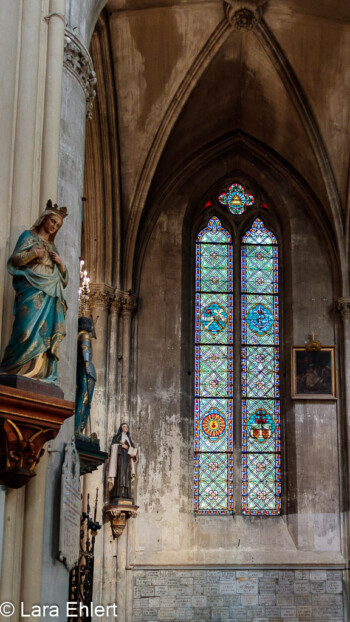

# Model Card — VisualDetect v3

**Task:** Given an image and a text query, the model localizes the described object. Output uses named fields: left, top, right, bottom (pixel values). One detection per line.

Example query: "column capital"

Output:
left=337, top=297, right=350, bottom=318
left=117, top=290, right=138, bottom=317
left=89, top=284, right=115, bottom=312
left=224, top=0, right=265, bottom=30
left=63, top=28, right=97, bottom=120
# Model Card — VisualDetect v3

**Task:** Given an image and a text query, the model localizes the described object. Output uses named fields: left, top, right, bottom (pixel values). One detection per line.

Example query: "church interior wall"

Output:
left=123, top=145, right=345, bottom=618
left=0, top=1, right=349, bottom=621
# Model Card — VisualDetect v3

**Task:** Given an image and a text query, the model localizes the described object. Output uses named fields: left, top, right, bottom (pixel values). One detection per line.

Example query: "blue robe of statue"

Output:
left=0, top=230, right=68, bottom=383
left=75, top=328, right=96, bottom=433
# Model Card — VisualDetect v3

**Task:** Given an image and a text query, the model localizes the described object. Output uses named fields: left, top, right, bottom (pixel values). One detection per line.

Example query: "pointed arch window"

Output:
left=194, top=186, right=281, bottom=516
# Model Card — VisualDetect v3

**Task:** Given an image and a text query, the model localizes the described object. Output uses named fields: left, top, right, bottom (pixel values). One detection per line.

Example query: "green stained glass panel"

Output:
left=243, top=346, right=277, bottom=398
left=242, top=245, right=275, bottom=294
left=196, top=453, right=231, bottom=513
left=196, top=345, right=233, bottom=398
left=199, top=244, right=231, bottom=292
left=242, top=453, right=281, bottom=514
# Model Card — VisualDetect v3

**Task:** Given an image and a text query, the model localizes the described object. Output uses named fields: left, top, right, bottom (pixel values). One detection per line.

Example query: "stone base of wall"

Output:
left=132, top=569, right=344, bottom=621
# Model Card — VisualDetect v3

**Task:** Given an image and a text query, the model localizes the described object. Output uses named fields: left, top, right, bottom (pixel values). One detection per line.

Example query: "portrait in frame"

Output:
left=291, top=346, right=337, bottom=399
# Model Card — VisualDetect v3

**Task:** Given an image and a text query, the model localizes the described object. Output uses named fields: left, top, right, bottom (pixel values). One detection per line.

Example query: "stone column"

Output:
left=107, top=294, right=123, bottom=442
left=57, top=27, right=96, bottom=400
left=100, top=293, right=123, bottom=611
left=337, top=297, right=350, bottom=568
left=84, top=284, right=114, bottom=609
left=114, top=291, right=137, bottom=622
left=119, top=292, right=138, bottom=419
left=40, top=25, right=97, bottom=611
left=337, top=297, right=350, bottom=619
left=0, top=488, right=25, bottom=621
left=1, top=0, right=48, bottom=352
left=89, top=283, right=114, bottom=440
left=39, top=0, right=65, bottom=206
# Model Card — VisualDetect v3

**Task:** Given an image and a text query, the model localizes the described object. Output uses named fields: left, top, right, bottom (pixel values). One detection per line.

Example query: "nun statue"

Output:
left=108, top=423, right=137, bottom=502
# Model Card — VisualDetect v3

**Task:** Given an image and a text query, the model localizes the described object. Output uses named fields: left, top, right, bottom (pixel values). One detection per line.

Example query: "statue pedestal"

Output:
left=0, top=378, right=74, bottom=488
left=0, top=374, right=64, bottom=398
left=105, top=499, right=139, bottom=538
left=75, top=433, right=108, bottom=475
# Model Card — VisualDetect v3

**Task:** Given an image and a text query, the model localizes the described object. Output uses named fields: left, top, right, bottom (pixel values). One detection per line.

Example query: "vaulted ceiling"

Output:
left=85, top=0, right=350, bottom=285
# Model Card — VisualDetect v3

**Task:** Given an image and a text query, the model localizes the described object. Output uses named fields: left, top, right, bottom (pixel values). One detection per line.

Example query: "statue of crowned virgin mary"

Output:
left=0, top=200, right=68, bottom=383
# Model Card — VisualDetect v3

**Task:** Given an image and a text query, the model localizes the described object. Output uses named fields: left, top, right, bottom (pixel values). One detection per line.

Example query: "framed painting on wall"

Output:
left=291, top=346, right=337, bottom=399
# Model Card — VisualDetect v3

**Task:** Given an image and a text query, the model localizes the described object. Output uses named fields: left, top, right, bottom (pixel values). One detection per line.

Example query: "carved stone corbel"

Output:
left=337, top=297, right=350, bottom=320
left=224, top=0, right=266, bottom=30
left=105, top=501, right=138, bottom=538
left=64, top=28, right=97, bottom=120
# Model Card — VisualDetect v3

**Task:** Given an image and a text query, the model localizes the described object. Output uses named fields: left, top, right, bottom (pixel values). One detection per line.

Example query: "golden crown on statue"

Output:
left=46, top=199, right=68, bottom=220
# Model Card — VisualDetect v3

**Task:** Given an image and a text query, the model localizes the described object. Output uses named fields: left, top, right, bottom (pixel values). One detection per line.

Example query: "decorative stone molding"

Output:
left=337, top=297, right=350, bottom=318
left=64, top=29, right=97, bottom=120
left=89, top=283, right=115, bottom=312
left=224, top=0, right=265, bottom=30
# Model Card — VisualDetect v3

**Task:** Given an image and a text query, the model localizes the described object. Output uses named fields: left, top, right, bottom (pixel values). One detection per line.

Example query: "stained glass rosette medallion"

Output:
left=218, top=183, right=254, bottom=215
left=194, top=217, right=233, bottom=514
left=241, top=218, right=281, bottom=515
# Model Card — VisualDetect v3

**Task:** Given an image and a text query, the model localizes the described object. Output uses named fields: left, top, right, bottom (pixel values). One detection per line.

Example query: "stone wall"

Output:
left=132, top=568, right=344, bottom=621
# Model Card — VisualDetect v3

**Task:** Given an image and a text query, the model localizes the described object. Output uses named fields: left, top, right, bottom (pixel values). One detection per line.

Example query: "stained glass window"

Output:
left=194, top=216, right=233, bottom=514
left=218, top=183, right=254, bottom=215
left=241, top=218, right=281, bottom=515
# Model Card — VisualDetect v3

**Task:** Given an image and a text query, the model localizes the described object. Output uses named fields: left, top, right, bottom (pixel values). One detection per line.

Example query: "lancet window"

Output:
left=194, top=183, right=281, bottom=515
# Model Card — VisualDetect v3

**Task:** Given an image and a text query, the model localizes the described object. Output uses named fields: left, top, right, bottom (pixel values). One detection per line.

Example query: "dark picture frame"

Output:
left=291, top=347, right=337, bottom=399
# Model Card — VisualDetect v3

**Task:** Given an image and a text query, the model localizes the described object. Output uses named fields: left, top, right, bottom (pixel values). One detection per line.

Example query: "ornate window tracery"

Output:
left=194, top=184, right=281, bottom=516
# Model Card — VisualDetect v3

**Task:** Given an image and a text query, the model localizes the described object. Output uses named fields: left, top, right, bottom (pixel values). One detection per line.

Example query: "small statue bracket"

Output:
left=75, top=433, right=108, bottom=476
left=105, top=500, right=138, bottom=539
left=305, top=332, right=322, bottom=351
